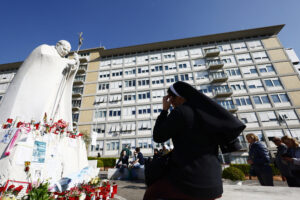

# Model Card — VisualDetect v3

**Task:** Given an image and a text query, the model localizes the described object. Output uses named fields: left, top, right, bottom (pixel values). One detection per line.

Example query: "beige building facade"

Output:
left=1, top=24, right=300, bottom=163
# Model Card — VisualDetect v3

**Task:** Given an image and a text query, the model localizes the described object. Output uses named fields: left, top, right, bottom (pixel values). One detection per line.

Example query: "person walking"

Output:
left=246, top=133, right=274, bottom=186
left=143, top=81, right=246, bottom=200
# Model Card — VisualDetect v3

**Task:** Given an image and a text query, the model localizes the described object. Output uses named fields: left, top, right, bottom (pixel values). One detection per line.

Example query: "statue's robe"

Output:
left=0, top=44, right=77, bottom=129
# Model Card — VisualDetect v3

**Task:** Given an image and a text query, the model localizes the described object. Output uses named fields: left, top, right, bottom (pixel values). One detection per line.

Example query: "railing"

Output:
left=209, top=72, right=228, bottom=82
left=213, top=87, right=233, bottom=97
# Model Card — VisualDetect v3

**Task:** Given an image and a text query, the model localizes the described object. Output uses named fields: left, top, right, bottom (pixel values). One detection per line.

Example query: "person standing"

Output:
left=246, top=133, right=274, bottom=186
left=272, top=137, right=294, bottom=186
left=144, top=81, right=245, bottom=200
left=281, top=136, right=300, bottom=187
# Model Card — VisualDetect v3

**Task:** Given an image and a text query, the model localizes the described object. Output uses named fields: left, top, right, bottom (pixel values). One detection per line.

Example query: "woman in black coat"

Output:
left=143, top=81, right=246, bottom=200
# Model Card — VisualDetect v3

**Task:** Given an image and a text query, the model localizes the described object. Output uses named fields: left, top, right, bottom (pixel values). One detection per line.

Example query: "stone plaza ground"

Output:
left=110, top=179, right=300, bottom=200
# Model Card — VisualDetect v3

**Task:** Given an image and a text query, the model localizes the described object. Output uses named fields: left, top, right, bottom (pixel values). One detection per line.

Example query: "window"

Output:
left=153, top=104, right=163, bottom=114
left=122, top=106, right=136, bottom=118
left=288, top=129, right=300, bottom=140
left=229, top=81, right=247, bottom=92
left=178, top=62, right=191, bottom=70
left=138, top=78, right=150, bottom=86
left=106, top=140, right=120, bottom=151
left=124, top=67, right=136, bottom=76
left=138, top=91, right=150, bottom=100
left=124, top=79, right=136, bottom=88
left=95, top=109, right=107, bottom=119
left=100, top=60, right=111, bottom=67
left=137, top=66, right=149, bottom=75
left=195, top=71, right=209, bottom=81
left=149, top=54, right=161, bottom=63
left=239, top=112, right=259, bottom=127
left=120, top=122, right=136, bottom=135
left=107, top=123, right=121, bottom=136
left=176, top=50, right=189, bottom=59
left=138, top=121, right=151, bottom=131
left=236, top=53, right=252, bottom=64
left=246, top=80, right=264, bottom=91
left=232, top=42, right=247, bottom=52
left=151, top=76, right=164, bottom=86
left=189, top=48, right=203, bottom=58
left=271, top=93, right=290, bottom=103
left=98, top=83, right=109, bottom=91
left=72, top=113, right=79, bottom=122
left=225, top=68, right=241, bottom=78
left=198, top=85, right=212, bottom=94
left=111, top=58, right=123, bottom=67
left=124, top=92, right=136, bottom=102
left=234, top=96, right=252, bottom=108
left=258, top=64, right=275, bottom=75
left=73, top=87, right=84, bottom=94
left=99, top=71, right=110, bottom=79
left=137, top=105, right=151, bottom=115
left=93, top=124, right=105, bottom=134
left=278, top=110, right=298, bottom=120
left=108, top=94, right=122, bottom=104
left=165, top=75, right=179, bottom=84
left=124, top=57, right=136, bottom=66
left=252, top=95, right=270, bottom=104
left=95, top=95, right=108, bottom=105
left=178, top=73, right=193, bottom=81
left=240, top=66, right=258, bottom=77
left=72, top=99, right=81, bottom=107
left=221, top=55, right=236, bottom=66
left=219, top=44, right=232, bottom=54
left=137, top=138, right=153, bottom=149
left=152, top=90, right=165, bottom=100
left=247, top=40, right=263, bottom=50
left=252, top=51, right=269, bottom=63
left=217, top=100, right=235, bottom=110
left=121, top=139, right=135, bottom=149
left=137, top=55, right=149, bottom=64
left=110, top=81, right=122, bottom=90
left=111, top=69, right=123, bottom=78
left=163, top=52, right=175, bottom=60
left=75, top=75, right=85, bottom=82
left=108, top=108, right=121, bottom=117
left=258, top=111, right=278, bottom=125
left=264, top=78, right=282, bottom=89
left=0, top=72, right=15, bottom=82
left=164, top=63, right=177, bottom=72
left=192, top=59, right=205, bottom=68
left=151, top=65, right=163, bottom=73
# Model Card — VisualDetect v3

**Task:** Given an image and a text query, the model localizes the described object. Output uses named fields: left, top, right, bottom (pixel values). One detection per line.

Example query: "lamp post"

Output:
left=92, top=100, right=101, bottom=155
left=278, top=114, right=293, bottom=138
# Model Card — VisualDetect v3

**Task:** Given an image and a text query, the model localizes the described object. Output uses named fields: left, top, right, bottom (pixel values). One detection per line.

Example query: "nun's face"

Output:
left=169, top=95, right=186, bottom=108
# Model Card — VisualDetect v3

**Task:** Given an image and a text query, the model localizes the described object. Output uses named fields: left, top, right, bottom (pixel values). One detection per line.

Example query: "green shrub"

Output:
left=270, top=164, right=281, bottom=176
left=222, top=166, right=245, bottom=181
left=230, top=164, right=251, bottom=175
left=88, top=157, right=117, bottom=168
left=230, top=163, right=281, bottom=176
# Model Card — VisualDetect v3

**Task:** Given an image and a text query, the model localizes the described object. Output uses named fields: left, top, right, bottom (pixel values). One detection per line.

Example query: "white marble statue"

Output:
left=0, top=40, right=79, bottom=129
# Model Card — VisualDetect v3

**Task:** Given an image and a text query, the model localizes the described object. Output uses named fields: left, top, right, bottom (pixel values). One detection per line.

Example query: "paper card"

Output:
left=32, top=141, right=46, bottom=163
left=14, top=144, right=33, bottom=165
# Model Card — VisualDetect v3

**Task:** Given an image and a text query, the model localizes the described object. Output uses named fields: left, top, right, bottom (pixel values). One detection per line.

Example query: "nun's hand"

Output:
left=163, top=95, right=171, bottom=110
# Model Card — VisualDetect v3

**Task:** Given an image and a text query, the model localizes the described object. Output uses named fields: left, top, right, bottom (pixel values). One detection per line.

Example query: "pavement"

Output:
left=110, top=179, right=300, bottom=200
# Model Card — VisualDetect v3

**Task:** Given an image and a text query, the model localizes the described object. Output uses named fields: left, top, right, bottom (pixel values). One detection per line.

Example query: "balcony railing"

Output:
left=77, top=65, right=87, bottom=73
left=204, top=48, right=220, bottom=57
left=206, top=60, right=224, bottom=70
left=73, top=78, right=85, bottom=85
left=213, top=88, right=233, bottom=98
left=72, top=88, right=83, bottom=97
left=209, top=72, right=228, bottom=83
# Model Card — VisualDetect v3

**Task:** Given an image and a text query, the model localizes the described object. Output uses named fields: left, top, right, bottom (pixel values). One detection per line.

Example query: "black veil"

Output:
left=172, top=81, right=246, bottom=153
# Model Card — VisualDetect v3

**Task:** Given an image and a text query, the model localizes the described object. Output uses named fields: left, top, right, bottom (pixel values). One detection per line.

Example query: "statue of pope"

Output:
left=0, top=40, right=79, bottom=129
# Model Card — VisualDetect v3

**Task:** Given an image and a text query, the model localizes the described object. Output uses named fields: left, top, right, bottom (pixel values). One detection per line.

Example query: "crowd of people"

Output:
left=247, top=133, right=300, bottom=187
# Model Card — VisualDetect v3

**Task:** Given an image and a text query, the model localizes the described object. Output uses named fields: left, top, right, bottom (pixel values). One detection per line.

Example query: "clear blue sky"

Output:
left=1, top=0, right=300, bottom=64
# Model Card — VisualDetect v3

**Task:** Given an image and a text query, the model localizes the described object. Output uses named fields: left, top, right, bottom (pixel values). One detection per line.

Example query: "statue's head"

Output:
left=55, top=40, right=71, bottom=57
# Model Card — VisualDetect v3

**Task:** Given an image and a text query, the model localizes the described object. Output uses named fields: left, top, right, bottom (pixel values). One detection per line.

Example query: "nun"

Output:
left=144, top=81, right=246, bottom=200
